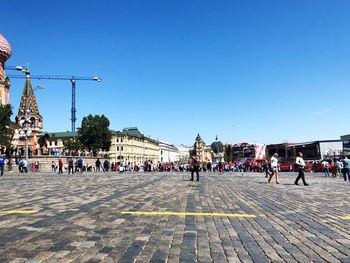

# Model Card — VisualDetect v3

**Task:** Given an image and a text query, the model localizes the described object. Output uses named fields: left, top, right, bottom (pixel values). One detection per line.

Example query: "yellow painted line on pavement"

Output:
left=340, top=216, right=350, bottom=220
left=121, top=211, right=256, bottom=218
left=0, top=210, right=39, bottom=214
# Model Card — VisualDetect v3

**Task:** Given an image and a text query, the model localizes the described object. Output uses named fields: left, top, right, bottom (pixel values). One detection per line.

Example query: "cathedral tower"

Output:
left=0, top=34, right=12, bottom=105
left=13, top=76, right=44, bottom=155
left=17, top=76, right=43, bottom=132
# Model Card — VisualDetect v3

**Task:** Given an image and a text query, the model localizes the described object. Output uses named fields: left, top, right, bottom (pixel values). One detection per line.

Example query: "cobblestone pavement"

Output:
left=0, top=172, right=349, bottom=263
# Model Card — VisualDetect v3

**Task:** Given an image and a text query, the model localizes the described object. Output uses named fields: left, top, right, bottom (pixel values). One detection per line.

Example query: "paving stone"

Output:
left=0, top=172, right=349, bottom=262
left=8, top=259, right=28, bottom=263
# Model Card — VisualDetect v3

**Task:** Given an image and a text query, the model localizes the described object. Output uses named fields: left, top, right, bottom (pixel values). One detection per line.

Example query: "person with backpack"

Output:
left=0, top=155, right=5, bottom=176
left=190, top=152, right=200, bottom=181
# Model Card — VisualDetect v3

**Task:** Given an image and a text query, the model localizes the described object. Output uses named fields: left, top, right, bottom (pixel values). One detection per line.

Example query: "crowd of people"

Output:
left=0, top=153, right=349, bottom=184
left=263, top=153, right=350, bottom=185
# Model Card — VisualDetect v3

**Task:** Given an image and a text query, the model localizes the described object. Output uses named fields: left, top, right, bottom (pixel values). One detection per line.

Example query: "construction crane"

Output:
left=3, top=65, right=25, bottom=71
left=5, top=66, right=102, bottom=132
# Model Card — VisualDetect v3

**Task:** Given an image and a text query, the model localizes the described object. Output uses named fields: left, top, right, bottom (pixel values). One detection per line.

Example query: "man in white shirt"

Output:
left=336, top=160, right=343, bottom=178
left=343, top=156, right=350, bottom=182
left=322, top=160, right=330, bottom=177
left=268, top=153, right=280, bottom=184
left=22, top=159, right=28, bottom=173
left=294, top=152, right=309, bottom=186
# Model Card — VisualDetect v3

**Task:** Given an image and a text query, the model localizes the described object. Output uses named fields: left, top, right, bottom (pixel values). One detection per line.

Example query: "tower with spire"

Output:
left=0, top=34, right=12, bottom=105
left=211, top=135, right=224, bottom=163
left=12, top=71, right=43, bottom=156
left=192, top=134, right=213, bottom=163
left=16, top=77, right=43, bottom=132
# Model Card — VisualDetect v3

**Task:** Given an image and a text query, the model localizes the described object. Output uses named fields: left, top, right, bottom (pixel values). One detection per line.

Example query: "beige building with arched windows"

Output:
left=109, top=127, right=159, bottom=164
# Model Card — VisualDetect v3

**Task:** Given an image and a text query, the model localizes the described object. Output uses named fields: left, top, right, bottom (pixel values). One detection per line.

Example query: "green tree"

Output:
left=224, top=144, right=233, bottom=162
left=38, top=133, right=50, bottom=154
left=0, top=104, right=14, bottom=150
left=64, top=139, right=84, bottom=151
left=78, top=114, right=112, bottom=153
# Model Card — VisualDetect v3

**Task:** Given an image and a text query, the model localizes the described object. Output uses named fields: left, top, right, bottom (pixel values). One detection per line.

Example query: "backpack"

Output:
left=191, top=157, right=199, bottom=168
left=0, top=157, right=5, bottom=166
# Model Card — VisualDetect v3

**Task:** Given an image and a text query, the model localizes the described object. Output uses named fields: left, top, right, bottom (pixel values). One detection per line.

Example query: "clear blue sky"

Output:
left=2, top=0, right=350, bottom=146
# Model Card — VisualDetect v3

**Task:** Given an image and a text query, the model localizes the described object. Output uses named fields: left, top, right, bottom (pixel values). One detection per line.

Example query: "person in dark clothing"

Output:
left=143, top=161, right=148, bottom=172
left=218, top=161, right=223, bottom=173
left=263, top=159, right=271, bottom=178
left=74, top=158, right=79, bottom=173
left=190, top=152, right=200, bottom=181
left=294, top=152, right=309, bottom=186
left=207, top=161, right=212, bottom=172
left=103, top=160, right=109, bottom=172
left=343, top=156, right=350, bottom=181
left=148, top=160, right=152, bottom=172
left=7, top=160, right=12, bottom=172
left=58, top=158, right=63, bottom=174
left=95, top=158, right=101, bottom=172
left=0, top=155, right=5, bottom=176
left=77, top=158, right=83, bottom=173
left=68, top=158, right=74, bottom=174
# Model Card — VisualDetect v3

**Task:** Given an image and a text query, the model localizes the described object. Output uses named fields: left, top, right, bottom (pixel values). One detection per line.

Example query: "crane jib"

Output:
left=6, top=73, right=101, bottom=133
left=6, top=74, right=100, bottom=81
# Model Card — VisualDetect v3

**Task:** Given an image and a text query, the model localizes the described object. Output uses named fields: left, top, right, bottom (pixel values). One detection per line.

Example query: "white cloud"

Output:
left=313, top=108, right=332, bottom=115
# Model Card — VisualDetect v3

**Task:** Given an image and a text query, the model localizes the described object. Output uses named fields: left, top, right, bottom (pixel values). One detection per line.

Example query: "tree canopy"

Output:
left=38, top=133, right=49, bottom=148
left=224, top=144, right=233, bottom=162
left=64, top=139, right=84, bottom=151
left=0, top=104, right=14, bottom=150
left=78, top=114, right=112, bottom=153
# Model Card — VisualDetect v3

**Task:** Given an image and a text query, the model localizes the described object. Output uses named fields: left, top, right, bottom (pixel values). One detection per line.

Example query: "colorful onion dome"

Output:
left=0, top=34, right=13, bottom=61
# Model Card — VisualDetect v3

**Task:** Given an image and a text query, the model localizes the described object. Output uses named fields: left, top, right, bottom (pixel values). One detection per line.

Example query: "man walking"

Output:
left=322, top=160, right=330, bottom=177
left=294, top=152, right=309, bottom=186
left=77, top=158, right=83, bottom=173
left=336, top=159, right=343, bottom=178
left=263, top=159, right=271, bottom=178
left=22, top=159, right=28, bottom=173
left=190, top=152, right=200, bottom=181
left=268, top=153, right=280, bottom=184
left=0, top=155, right=5, bottom=176
left=95, top=158, right=101, bottom=172
left=68, top=158, right=74, bottom=175
left=342, top=156, right=350, bottom=182
left=58, top=158, right=63, bottom=174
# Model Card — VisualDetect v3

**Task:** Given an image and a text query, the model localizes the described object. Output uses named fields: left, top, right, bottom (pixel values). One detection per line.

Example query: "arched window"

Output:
left=21, top=118, right=26, bottom=128
left=30, top=117, right=36, bottom=128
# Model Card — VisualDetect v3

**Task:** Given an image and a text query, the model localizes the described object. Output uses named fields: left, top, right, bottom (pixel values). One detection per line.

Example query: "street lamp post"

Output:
left=119, top=139, right=122, bottom=165
left=20, top=68, right=31, bottom=166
